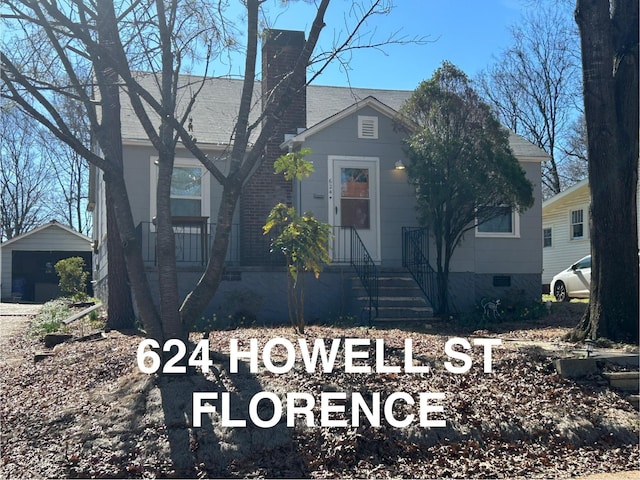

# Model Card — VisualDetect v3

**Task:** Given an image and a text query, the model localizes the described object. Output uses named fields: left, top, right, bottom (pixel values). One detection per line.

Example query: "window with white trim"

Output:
left=170, top=166, right=203, bottom=216
left=150, top=158, right=210, bottom=220
left=476, top=205, right=520, bottom=237
left=543, top=227, right=552, bottom=248
left=570, top=209, right=584, bottom=240
left=358, top=115, right=378, bottom=139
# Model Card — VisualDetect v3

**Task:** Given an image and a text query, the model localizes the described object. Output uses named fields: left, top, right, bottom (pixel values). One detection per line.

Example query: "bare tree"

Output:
left=478, top=2, right=583, bottom=197
left=42, top=96, right=92, bottom=235
left=2, top=0, right=422, bottom=342
left=563, top=114, right=588, bottom=185
left=0, top=105, right=52, bottom=240
left=570, top=0, right=638, bottom=344
left=1, top=97, right=91, bottom=239
left=1, top=1, right=146, bottom=332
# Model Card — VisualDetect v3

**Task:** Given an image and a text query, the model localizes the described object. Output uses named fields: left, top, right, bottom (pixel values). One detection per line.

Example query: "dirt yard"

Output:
left=0, top=301, right=638, bottom=479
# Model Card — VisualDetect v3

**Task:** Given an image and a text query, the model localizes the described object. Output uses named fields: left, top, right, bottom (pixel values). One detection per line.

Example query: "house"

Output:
left=0, top=220, right=93, bottom=302
left=542, top=177, right=640, bottom=291
left=89, top=29, right=547, bottom=323
left=541, top=179, right=590, bottom=290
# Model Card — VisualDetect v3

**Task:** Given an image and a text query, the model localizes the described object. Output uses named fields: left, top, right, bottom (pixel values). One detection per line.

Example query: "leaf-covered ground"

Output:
left=1, top=304, right=638, bottom=479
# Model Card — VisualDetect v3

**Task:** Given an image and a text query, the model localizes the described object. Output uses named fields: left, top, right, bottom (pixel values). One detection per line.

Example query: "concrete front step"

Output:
left=627, top=394, right=640, bottom=410
left=602, top=372, right=640, bottom=392
left=358, top=296, right=429, bottom=307
left=359, top=306, right=433, bottom=323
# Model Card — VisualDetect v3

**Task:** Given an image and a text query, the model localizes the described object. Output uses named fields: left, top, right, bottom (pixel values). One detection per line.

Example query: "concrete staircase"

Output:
left=352, top=270, right=434, bottom=325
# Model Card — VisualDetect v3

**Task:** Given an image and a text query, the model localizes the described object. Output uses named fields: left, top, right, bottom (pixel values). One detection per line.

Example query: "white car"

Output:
left=551, top=255, right=591, bottom=302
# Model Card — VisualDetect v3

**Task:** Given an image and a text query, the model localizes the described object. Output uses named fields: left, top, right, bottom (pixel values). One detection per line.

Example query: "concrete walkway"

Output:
left=0, top=302, right=42, bottom=340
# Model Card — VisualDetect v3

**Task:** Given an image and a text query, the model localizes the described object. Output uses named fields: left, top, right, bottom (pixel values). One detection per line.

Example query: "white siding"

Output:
left=542, top=184, right=591, bottom=284
left=0, top=223, right=91, bottom=300
left=0, top=246, right=8, bottom=301
left=543, top=177, right=640, bottom=286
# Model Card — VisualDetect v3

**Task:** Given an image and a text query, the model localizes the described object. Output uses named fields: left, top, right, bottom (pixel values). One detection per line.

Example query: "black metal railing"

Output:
left=136, top=221, right=241, bottom=266
left=135, top=220, right=378, bottom=319
left=346, top=227, right=378, bottom=323
left=241, top=224, right=286, bottom=267
left=402, top=227, right=440, bottom=314
left=329, top=225, right=353, bottom=263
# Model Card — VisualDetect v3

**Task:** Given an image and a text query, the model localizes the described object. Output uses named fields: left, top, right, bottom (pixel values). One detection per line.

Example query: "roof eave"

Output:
left=542, top=178, right=590, bottom=209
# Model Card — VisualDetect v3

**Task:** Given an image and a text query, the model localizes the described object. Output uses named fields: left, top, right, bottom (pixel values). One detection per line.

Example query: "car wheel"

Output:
left=554, top=281, right=569, bottom=302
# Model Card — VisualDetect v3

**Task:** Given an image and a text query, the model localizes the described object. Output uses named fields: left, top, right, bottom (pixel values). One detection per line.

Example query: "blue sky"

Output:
left=212, top=0, right=529, bottom=91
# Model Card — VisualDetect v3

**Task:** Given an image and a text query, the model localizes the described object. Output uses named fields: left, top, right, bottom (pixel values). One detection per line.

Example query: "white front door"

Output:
left=329, top=157, right=380, bottom=262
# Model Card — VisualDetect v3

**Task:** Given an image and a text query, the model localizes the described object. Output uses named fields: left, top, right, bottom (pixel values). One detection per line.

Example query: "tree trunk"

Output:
left=95, top=0, right=163, bottom=341
left=103, top=171, right=164, bottom=341
left=150, top=0, right=184, bottom=342
left=180, top=179, right=242, bottom=327
left=572, top=0, right=639, bottom=343
left=104, top=187, right=135, bottom=329
left=96, top=4, right=134, bottom=331
left=435, top=235, right=450, bottom=316
left=155, top=150, right=183, bottom=341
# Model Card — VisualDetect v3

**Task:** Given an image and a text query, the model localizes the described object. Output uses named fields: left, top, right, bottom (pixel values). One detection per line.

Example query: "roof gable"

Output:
left=1, top=220, right=91, bottom=248
left=281, top=96, right=408, bottom=146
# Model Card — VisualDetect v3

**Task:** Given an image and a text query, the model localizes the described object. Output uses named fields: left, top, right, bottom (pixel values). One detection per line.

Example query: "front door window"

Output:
left=340, top=168, right=370, bottom=229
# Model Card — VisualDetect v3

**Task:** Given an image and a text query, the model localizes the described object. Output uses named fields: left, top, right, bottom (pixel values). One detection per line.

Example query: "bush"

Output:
left=31, top=298, right=71, bottom=338
left=55, top=257, right=89, bottom=300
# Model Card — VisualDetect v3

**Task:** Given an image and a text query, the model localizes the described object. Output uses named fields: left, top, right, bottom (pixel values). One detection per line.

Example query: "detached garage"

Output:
left=0, top=220, right=93, bottom=302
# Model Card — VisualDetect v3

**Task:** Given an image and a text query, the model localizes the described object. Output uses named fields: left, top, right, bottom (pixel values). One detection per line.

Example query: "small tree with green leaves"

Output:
left=55, top=256, right=89, bottom=300
left=263, top=150, right=331, bottom=334
left=401, top=62, right=534, bottom=315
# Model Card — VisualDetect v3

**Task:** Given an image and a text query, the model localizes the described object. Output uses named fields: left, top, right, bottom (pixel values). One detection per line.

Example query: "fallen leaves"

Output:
left=0, top=323, right=637, bottom=478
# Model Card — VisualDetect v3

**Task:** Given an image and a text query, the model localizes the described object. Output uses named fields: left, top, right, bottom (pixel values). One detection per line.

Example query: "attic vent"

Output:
left=358, top=115, right=378, bottom=139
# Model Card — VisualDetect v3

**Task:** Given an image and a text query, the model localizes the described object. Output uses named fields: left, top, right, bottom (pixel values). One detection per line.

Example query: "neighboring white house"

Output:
left=542, top=177, right=640, bottom=289
left=541, top=179, right=590, bottom=288
left=0, top=220, right=93, bottom=302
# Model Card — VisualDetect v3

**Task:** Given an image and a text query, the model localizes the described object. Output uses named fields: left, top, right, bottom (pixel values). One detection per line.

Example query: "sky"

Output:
left=209, top=0, right=530, bottom=91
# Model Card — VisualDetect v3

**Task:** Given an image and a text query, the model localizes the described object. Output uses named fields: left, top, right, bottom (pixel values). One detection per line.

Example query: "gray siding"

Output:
left=117, top=144, right=235, bottom=228
left=297, top=105, right=419, bottom=267
left=93, top=105, right=544, bottom=316
left=439, top=160, right=542, bottom=275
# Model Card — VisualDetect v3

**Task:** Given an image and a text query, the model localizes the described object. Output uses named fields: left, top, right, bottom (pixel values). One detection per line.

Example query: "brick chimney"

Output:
left=240, top=29, right=307, bottom=265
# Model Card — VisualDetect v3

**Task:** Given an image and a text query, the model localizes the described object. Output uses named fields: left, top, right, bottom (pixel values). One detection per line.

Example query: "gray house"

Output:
left=90, top=29, right=546, bottom=324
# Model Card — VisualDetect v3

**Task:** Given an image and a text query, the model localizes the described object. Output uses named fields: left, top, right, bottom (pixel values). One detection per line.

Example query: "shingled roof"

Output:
left=119, top=73, right=411, bottom=146
left=119, top=73, right=547, bottom=160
